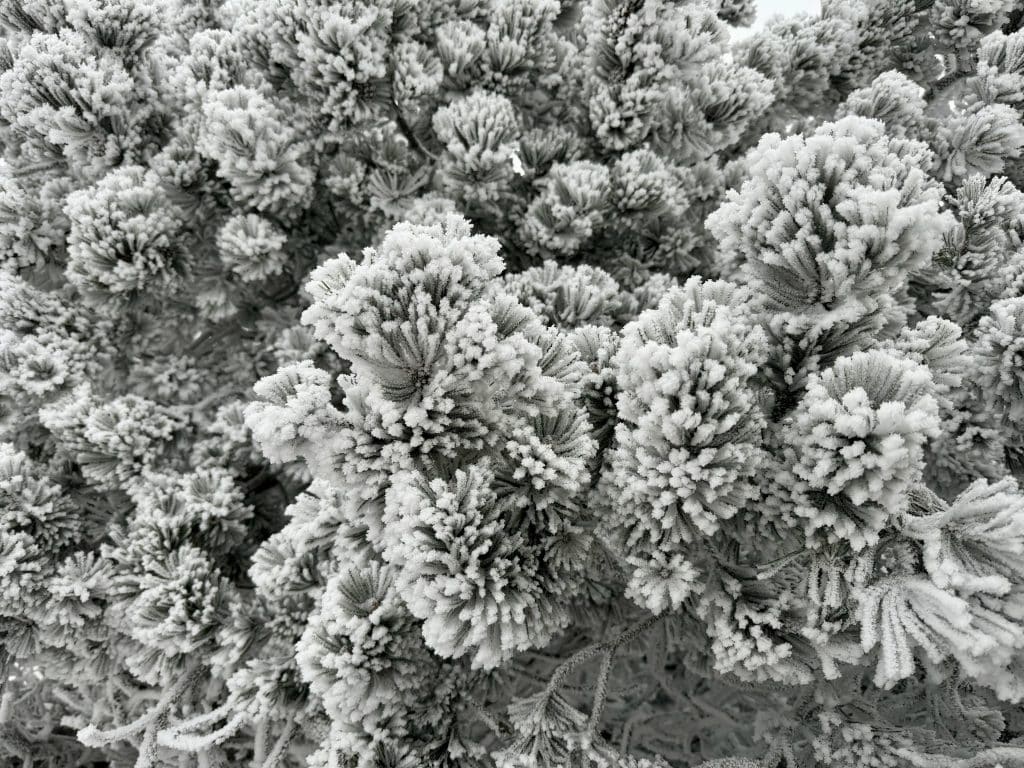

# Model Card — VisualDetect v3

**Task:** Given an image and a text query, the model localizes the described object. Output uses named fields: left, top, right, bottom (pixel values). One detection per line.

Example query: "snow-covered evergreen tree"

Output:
left=6, top=1, right=1024, bottom=766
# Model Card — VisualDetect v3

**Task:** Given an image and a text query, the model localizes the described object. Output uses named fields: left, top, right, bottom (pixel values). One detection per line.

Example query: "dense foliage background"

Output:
left=4, top=0, right=1024, bottom=766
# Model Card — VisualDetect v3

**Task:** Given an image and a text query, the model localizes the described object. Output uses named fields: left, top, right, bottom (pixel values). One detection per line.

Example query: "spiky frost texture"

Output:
left=501, top=261, right=628, bottom=329
left=65, top=165, right=187, bottom=303
left=10, top=2, right=1024, bottom=767
left=216, top=213, right=288, bottom=282
left=707, top=117, right=951, bottom=336
left=975, top=296, right=1024, bottom=428
left=382, top=461, right=586, bottom=668
left=295, top=561, right=458, bottom=764
left=784, top=350, right=941, bottom=551
left=903, top=478, right=1024, bottom=595
left=603, top=278, right=766, bottom=613
left=197, top=86, right=315, bottom=216
left=0, top=28, right=159, bottom=177
left=245, top=215, right=598, bottom=762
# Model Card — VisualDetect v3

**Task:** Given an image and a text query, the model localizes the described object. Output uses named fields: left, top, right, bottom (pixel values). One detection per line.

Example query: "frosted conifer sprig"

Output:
left=603, top=277, right=767, bottom=613
left=784, top=349, right=941, bottom=551
left=707, top=116, right=951, bottom=336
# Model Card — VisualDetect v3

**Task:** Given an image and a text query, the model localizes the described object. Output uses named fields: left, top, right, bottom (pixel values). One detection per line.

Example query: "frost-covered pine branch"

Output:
left=6, top=1, right=1024, bottom=767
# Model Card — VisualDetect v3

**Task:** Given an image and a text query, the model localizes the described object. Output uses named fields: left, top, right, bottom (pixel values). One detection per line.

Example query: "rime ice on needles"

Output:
left=785, top=350, right=941, bottom=551
left=432, top=90, right=522, bottom=211
left=64, top=165, right=187, bottom=303
left=247, top=215, right=598, bottom=761
left=604, top=277, right=766, bottom=612
left=975, top=296, right=1024, bottom=428
left=0, top=29, right=153, bottom=177
left=520, top=160, right=611, bottom=257
left=10, top=0, right=1024, bottom=766
left=295, top=561, right=442, bottom=761
left=903, top=478, right=1024, bottom=595
left=707, top=116, right=951, bottom=336
left=39, top=385, right=185, bottom=489
left=197, top=86, right=315, bottom=216
left=216, top=213, right=289, bottom=283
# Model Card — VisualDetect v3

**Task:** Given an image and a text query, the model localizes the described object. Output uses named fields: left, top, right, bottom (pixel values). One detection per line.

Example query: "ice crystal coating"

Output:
left=707, top=116, right=951, bottom=333
left=603, top=277, right=767, bottom=612
left=6, top=1, right=1024, bottom=767
left=785, top=349, right=941, bottom=550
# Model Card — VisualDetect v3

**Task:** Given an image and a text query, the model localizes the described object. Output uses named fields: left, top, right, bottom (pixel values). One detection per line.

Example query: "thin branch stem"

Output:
left=471, top=699, right=510, bottom=738
left=78, top=666, right=202, bottom=747
left=586, top=649, right=616, bottom=735
left=391, top=100, right=436, bottom=161
left=253, top=717, right=269, bottom=765
left=259, top=720, right=297, bottom=768
left=544, top=614, right=663, bottom=699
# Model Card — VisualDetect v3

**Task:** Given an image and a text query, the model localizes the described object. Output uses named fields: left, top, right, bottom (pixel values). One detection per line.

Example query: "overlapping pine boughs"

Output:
left=5, top=1, right=1024, bottom=767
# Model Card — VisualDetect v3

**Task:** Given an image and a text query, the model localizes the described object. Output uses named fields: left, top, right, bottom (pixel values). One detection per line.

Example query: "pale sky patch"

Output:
left=731, top=0, right=822, bottom=40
